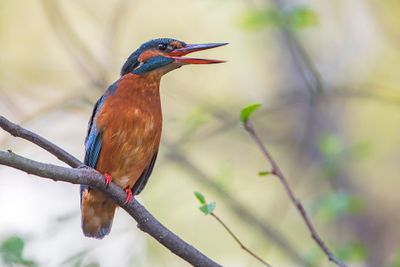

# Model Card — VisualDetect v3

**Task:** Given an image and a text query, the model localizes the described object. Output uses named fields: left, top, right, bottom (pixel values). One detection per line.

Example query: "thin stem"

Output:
left=211, top=213, right=272, bottom=267
left=165, top=145, right=310, bottom=266
left=244, top=120, right=348, bottom=267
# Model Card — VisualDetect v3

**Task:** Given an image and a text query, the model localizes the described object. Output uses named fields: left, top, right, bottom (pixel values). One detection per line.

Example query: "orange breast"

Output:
left=95, top=73, right=162, bottom=188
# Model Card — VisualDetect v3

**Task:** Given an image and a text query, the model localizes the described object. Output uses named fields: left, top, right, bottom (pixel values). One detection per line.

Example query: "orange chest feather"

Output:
left=94, top=74, right=162, bottom=181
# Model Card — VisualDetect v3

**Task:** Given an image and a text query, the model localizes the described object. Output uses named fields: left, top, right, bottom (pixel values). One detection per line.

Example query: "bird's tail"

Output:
left=80, top=188, right=117, bottom=239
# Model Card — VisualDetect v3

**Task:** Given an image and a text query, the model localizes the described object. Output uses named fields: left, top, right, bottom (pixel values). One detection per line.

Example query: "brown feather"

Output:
left=81, top=72, right=163, bottom=238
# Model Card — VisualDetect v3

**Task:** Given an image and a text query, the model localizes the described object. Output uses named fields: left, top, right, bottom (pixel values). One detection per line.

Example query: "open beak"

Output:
left=167, top=43, right=228, bottom=64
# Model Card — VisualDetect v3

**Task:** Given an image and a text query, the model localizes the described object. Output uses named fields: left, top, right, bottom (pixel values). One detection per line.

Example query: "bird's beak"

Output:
left=167, top=43, right=228, bottom=64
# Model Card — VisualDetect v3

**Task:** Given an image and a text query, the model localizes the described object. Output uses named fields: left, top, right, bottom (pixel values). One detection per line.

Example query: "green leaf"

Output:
left=315, top=192, right=363, bottom=221
left=0, top=236, right=24, bottom=264
left=336, top=243, right=367, bottom=262
left=258, top=171, right=271, bottom=176
left=240, top=103, right=261, bottom=123
left=199, top=202, right=216, bottom=215
left=239, top=8, right=280, bottom=30
left=318, top=134, right=344, bottom=159
left=194, top=192, right=216, bottom=215
left=239, top=6, right=318, bottom=31
left=194, top=191, right=207, bottom=205
left=286, top=6, right=319, bottom=30
left=0, top=236, right=37, bottom=267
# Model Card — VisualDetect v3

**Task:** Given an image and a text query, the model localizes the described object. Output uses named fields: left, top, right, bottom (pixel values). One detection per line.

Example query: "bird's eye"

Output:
left=158, top=44, right=167, bottom=51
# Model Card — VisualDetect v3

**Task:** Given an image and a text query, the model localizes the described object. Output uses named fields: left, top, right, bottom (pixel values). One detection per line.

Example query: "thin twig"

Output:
left=0, top=116, right=222, bottom=267
left=211, top=212, right=272, bottom=267
left=165, top=145, right=310, bottom=266
left=244, top=120, right=348, bottom=267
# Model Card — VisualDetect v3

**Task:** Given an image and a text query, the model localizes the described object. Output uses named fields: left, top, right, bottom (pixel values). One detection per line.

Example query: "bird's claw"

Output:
left=124, top=187, right=133, bottom=204
left=104, top=173, right=112, bottom=187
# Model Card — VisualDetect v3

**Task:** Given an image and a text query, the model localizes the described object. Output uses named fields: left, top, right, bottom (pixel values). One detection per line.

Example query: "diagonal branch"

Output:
left=244, top=120, right=347, bottom=267
left=0, top=116, right=222, bottom=267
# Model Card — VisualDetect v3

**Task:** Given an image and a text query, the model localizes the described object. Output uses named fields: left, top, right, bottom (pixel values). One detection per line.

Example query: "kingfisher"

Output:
left=80, top=38, right=227, bottom=238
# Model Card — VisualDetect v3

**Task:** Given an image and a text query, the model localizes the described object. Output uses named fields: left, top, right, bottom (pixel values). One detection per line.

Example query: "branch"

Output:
left=0, top=116, right=222, bottom=267
left=243, top=120, right=348, bottom=267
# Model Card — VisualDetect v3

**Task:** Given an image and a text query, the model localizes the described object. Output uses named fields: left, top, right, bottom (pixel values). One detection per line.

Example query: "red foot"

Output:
left=104, top=173, right=112, bottom=187
left=124, top=187, right=133, bottom=204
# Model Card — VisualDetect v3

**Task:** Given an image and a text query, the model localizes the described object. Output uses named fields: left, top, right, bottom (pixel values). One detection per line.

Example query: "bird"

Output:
left=80, top=38, right=227, bottom=239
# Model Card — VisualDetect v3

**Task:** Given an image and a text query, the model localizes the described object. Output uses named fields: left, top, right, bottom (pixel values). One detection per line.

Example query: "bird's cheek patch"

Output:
left=138, top=49, right=163, bottom=62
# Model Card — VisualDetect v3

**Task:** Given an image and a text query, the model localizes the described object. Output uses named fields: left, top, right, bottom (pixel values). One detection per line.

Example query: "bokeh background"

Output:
left=1, top=0, right=400, bottom=266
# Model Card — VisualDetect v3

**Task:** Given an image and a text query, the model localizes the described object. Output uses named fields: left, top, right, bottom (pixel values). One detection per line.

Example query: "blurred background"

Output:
left=0, top=0, right=399, bottom=266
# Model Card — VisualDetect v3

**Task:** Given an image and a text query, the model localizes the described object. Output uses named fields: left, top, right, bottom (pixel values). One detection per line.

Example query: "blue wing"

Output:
left=80, top=94, right=105, bottom=204
left=84, top=95, right=105, bottom=168
left=80, top=82, right=118, bottom=202
left=83, top=81, right=119, bottom=168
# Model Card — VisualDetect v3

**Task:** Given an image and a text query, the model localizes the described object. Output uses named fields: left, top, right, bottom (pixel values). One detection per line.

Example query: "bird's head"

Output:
left=120, top=38, right=227, bottom=76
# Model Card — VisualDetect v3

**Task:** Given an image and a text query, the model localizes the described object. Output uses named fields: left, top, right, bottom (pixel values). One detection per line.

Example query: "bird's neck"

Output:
left=119, top=72, right=162, bottom=97
left=113, top=73, right=163, bottom=114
